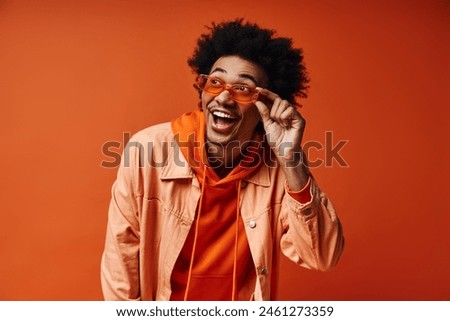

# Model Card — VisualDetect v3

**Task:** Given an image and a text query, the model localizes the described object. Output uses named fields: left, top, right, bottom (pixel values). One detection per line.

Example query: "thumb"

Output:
left=254, top=101, right=271, bottom=124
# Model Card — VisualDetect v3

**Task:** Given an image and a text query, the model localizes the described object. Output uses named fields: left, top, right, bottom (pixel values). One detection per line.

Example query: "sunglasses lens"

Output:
left=202, top=77, right=224, bottom=94
left=196, top=75, right=258, bottom=102
left=231, top=86, right=258, bottom=103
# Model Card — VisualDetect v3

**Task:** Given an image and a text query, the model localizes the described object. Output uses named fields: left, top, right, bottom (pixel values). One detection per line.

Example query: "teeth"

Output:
left=212, top=111, right=235, bottom=119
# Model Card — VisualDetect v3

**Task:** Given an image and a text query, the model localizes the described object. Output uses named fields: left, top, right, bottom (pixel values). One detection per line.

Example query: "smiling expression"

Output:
left=201, top=55, right=268, bottom=147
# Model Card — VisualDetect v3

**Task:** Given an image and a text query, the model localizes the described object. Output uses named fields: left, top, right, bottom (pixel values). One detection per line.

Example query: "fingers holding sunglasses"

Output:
left=255, top=88, right=299, bottom=129
left=253, top=89, right=272, bottom=125
left=274, top=100, right=296, bottom=128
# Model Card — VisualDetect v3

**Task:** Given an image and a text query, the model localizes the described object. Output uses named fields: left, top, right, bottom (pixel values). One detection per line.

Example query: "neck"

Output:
left=206, top=141, right=250, bottom=179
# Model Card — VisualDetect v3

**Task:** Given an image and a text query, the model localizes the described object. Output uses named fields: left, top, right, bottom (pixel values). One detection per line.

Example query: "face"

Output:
left=201, top=55, right=268, bottom=147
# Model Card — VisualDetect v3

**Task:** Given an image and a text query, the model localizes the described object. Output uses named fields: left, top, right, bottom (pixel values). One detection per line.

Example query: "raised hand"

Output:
left=254, top=88, right=310, bottom=190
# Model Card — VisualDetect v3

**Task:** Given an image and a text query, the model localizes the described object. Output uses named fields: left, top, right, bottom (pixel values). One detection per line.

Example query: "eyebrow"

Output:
left=210, top=67, right=258, bottom=85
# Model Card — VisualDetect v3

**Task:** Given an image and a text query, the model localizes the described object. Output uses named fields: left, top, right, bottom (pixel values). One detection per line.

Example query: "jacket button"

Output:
left=261, top=267, right=268, bottom=275
left=249, top=220, right=256, bottom=229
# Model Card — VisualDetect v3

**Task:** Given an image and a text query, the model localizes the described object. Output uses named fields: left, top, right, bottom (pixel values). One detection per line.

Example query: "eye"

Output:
left=209, top=78, right=223, bottom=87
left=234, top=85, right=251, bottom=93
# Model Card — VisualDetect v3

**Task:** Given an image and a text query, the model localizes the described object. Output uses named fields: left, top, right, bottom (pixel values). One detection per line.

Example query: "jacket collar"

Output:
left=160, top=139, right=195, bottom=180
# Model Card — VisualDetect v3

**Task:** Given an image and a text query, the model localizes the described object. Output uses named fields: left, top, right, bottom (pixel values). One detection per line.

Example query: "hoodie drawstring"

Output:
left=183, top=167, right=207, bottom=301
left=231, top=181, right=242, bottom=301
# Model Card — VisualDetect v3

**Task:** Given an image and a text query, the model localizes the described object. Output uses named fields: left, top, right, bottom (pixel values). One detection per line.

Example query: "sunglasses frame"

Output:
left=195, top=74, right=259, bottom=103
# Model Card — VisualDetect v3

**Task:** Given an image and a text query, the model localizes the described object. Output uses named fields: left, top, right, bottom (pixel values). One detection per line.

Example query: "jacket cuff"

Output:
left=286, top=176, right=312, bottom=204
left=284, top=178, right=315, bottom=218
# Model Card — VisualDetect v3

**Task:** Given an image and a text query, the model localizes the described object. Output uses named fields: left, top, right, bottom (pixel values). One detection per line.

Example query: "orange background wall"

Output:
left=0, top=0, right=449, bottom=300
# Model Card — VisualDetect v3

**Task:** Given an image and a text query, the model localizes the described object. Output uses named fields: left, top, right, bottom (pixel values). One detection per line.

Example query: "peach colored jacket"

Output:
left=100, top=123, right=344, bottom=300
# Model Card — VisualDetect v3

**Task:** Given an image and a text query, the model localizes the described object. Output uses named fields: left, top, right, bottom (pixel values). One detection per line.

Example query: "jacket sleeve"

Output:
left=100, top=143, right=143, bottom=300
left=279, top=177, right=344, bottom=271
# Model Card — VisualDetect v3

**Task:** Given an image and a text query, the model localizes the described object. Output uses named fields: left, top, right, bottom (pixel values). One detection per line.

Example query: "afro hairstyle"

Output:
left=188, top=18, right=309, bottom=106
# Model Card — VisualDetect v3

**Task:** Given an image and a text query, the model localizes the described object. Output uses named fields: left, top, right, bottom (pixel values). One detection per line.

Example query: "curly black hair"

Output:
left=188, top=18, right=309, bottom=105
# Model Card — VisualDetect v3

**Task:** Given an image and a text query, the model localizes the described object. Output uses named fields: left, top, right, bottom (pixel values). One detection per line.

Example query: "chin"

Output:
left=206, top=132, right=233, bottom=146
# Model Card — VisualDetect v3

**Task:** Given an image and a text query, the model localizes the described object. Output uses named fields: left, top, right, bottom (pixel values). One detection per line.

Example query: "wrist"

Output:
left=282, top=162, right=310, bottom=191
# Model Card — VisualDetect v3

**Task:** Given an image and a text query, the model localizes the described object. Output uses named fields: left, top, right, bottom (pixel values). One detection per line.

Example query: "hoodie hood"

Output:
left=171, top=108, right=262, bottom=186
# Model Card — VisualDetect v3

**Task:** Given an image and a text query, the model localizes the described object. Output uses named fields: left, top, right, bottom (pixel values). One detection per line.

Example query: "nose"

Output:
left=215, top=89, right=235, bottom=106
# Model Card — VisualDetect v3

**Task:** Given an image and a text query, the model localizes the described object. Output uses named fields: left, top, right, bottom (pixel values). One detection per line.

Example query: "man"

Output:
left=101, top=19, right=344, bottom=301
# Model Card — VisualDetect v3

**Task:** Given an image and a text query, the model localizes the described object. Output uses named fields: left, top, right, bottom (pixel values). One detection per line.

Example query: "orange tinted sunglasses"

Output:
left=195, top=74, right=259, bottom=103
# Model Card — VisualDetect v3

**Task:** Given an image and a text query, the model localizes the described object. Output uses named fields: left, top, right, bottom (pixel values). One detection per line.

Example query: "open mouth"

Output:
left=211, top=110, right=239, bottom=129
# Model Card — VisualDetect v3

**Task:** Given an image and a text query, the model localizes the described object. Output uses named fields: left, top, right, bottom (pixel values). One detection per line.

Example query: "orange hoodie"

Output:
left=170, top=109, right=262, bottom=301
